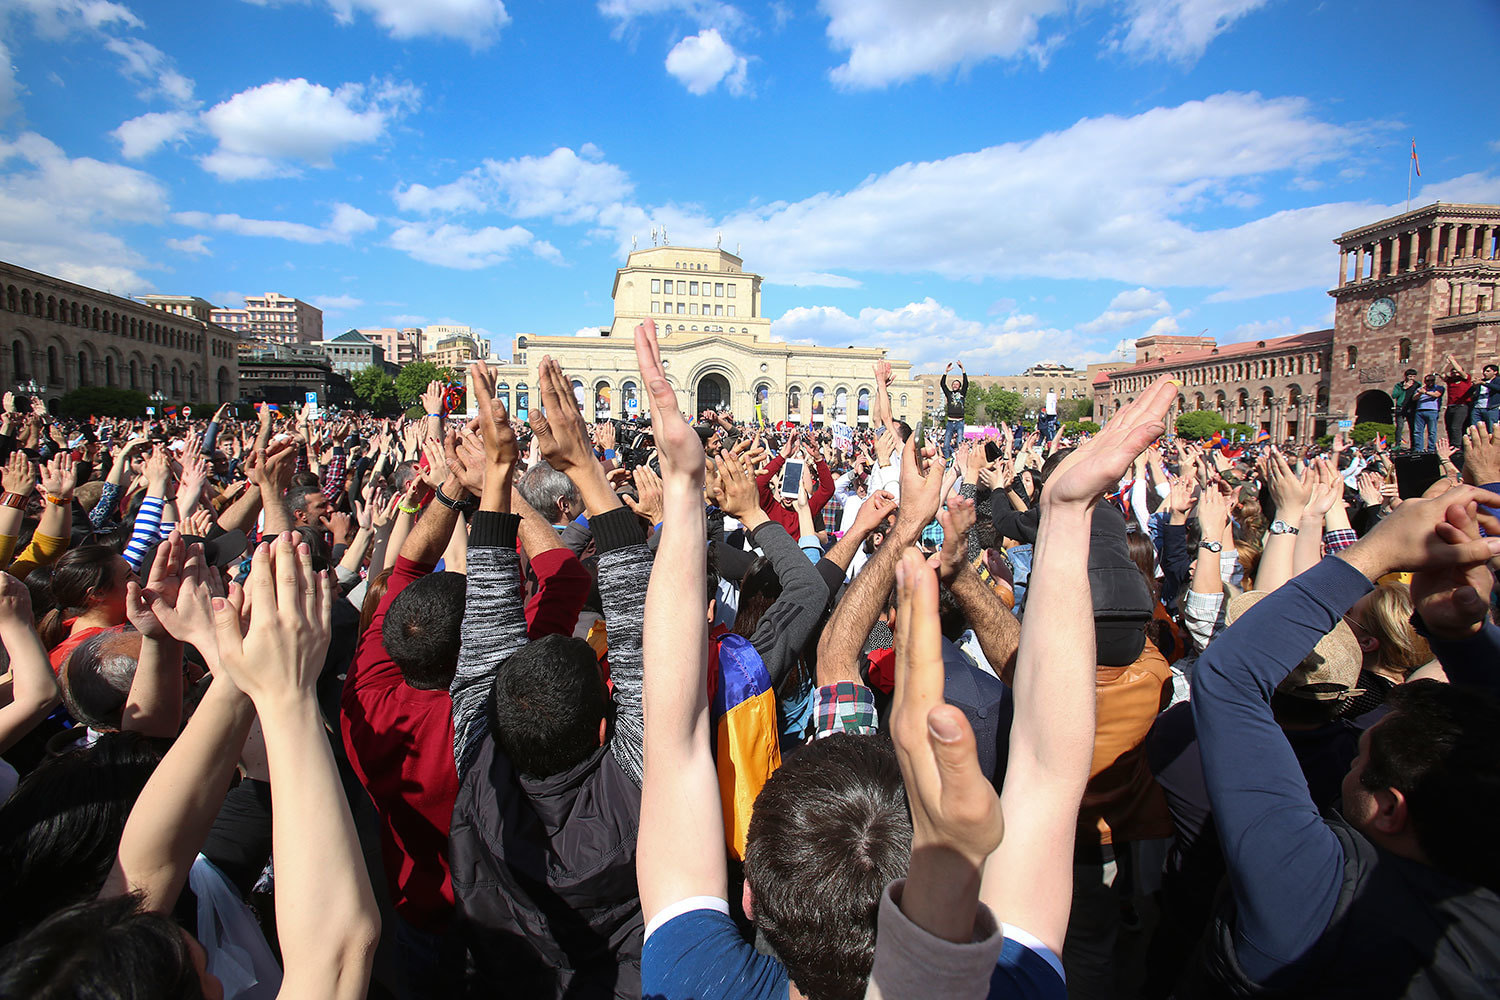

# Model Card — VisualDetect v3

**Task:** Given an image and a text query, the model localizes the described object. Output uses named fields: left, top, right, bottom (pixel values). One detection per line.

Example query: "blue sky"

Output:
left=1, top=0, right=1495, bottom=376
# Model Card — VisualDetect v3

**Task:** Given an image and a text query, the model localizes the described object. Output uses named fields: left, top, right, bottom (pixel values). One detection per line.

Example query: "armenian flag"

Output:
left=163, top=404, right=179, bottom=418
left=1255, top=428, right=1270, bottom=443
left=710, top=633, right=781, bottom=860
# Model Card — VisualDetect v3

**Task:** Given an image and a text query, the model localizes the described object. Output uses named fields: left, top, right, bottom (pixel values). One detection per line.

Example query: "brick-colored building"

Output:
left=1095, top=202, right=1500, bottom=442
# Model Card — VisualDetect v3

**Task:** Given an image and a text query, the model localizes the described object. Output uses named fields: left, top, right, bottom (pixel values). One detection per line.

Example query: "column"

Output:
left=1338, top=249, right=1348, bottom=287
left=1448, top=223, right=1459, bottom=262
left=1430, top=224, right=1441, bottom=265
left=1371, top=240, right=1383, bottom=279
left=1408, top=228, right=1420, bottom=270
left=1354, top=245, right=1365, bottom=281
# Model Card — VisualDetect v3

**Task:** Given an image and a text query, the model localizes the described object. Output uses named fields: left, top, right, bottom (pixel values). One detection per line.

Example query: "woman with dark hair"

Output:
left=38, top=544, right=135, bottom=672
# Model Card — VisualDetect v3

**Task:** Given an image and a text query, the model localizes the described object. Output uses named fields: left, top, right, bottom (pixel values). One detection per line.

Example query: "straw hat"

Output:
left=1225, top=591, right=1363, bottom=701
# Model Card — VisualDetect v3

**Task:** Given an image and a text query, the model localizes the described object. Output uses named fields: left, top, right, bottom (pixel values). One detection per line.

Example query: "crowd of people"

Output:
left=0, top=323, right=1497, bottom=1000
left=1391, top=352, right=1500, bottom=451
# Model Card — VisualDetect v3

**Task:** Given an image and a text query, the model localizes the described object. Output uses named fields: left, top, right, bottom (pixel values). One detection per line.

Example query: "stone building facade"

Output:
left=0, top=260, right=240, bottom=407
left=473, top=247, right=922, bottom=427
left=1330, top=202, right=1500, bottom=424
left=1095, top=202, right=1500, bottom=442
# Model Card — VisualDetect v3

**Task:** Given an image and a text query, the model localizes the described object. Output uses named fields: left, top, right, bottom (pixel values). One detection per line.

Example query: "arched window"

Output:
left=105, top=356, right=116, bottom=386
left=621, top=380, right=639, bottom=418
left=494, top=381, right=511, bottom=413
left=151, top=364, right=160, bottom=391
left=787, top=385, right=801, bottom=415
left=811, top=386, right=826, bottom=422
left=20, top=289, right=30, bottom=315
left=857, top=387, right=871, bottom=422
left=4, top=286, right=14, bottom=311
left=514, top=382, right=529, bottom=422
left=47, top=347, right=60, bottom=384
left=171, top=368, right=179, bottom=396
left=593, top=382, right=612, bottom=420
left=129, top=359, right=139, bottom=390
left=1398, top=338, right=1412, bottom=363
left=46, top=296, right=55, bottom=320
left=1346, top=346, right=1357, bottom=369
left=77, top=351, right=89, bottom=386
left=12, top=342, right=25, bottom=380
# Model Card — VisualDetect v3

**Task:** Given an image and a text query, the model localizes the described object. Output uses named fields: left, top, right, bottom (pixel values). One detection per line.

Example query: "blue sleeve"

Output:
left=123, top=495, right=165, bottom=571
left=989, top=938, right=1067, bottom=1000
left=1190, top=556, right=1369, bottom=985
left=642, top=909, right=788, bottom=1000
left=1420, top=618, right=1500, bottom=697
left=202, top=420, right=220, bottom=453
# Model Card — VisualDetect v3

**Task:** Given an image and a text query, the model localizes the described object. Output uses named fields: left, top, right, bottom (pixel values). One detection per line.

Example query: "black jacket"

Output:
left=448, top=738, right=643, bottom=999
left=942, top=372, right=969, bottom=419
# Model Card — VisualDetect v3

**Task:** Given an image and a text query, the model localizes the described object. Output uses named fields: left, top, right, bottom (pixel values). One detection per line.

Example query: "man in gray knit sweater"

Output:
left=446, top=357, right=651, bottom=1000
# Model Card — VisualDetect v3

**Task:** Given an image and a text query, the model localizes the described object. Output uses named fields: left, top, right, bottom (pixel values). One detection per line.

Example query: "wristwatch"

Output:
left=1197, top=540, right=1222, bottom=553
left=1268, top=519, right=1299, bottom=536
left=433, top=483, right=477, bottom=513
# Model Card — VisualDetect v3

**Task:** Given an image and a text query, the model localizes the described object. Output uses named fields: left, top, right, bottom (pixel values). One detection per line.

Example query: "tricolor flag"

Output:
left=163, top=404, right=179, bottom=418
left=1411, top=139, right=1421, bottom=177
left=1255, top=428, right=1270, bottom=443
left=710, top=633, right=782, bottom=860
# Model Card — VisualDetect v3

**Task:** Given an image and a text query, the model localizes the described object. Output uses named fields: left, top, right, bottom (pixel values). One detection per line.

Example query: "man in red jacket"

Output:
left=341, top=454, right=589, bottom=999
left=754, top=430, right=835, bottom=538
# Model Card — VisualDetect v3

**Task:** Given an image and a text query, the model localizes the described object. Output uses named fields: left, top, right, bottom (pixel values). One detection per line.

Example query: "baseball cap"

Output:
left=1226, top=591, right=1363, bottom=701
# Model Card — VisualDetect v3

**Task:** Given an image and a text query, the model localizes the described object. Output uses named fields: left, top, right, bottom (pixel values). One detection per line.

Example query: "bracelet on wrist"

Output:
left=433, top=483, right=477, bottom=513
left=396, top=500, right=422, bottom=515
left=44, top=494, right=70, bottom=506
left=0, top=492, right=26, bottom=510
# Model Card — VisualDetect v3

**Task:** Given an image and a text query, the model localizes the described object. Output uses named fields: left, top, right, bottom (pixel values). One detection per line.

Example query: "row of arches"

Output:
left=1108, top=382, right=1332, bottom=443
left=1114, top=351, right=1326, bottom=395
left=3, top=281, right=208, bottom=354
left=5, top=329, right=235, bottom=403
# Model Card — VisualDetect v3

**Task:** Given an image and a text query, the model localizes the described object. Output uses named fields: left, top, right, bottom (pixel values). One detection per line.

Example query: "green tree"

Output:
left=1175, top=410, right=1227, bottom=440
left=56, top=386, right=149, bottom=419
left=1058, top=397, right=1093, bottom=423
left=963, top=384, right=982, bottom=424
left=1063, top=419, right=1101, bottom=437
left=351, top=365, right=397, bottom=413
left=1225, top=423, right=1255, bottom=441
left=980, top=385, right=1024, bottom=425
left=394, top=361, right=455, bottom=408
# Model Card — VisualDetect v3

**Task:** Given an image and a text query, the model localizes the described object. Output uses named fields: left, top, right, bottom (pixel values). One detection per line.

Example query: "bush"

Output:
left=1063, top=420, right=1100, bottom=436
left=1175, top=410, right=1227, bottom=440
left=1351, top=422, right=1394, bottom=446
left=56, top=387, right=149, bottom=419
left=1225, top=423, right=1255, bottom=440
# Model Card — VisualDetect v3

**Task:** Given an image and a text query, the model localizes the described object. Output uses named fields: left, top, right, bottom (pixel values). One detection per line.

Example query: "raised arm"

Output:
left=982, top=374, right=1175, bottom=956
left=816, top=433, right=945, bottom=686
left=0, top=575, right=60, bottom=752
left=633, top=317, right=721, bottom=923
left=214, top=533, right=380, bottom=1000
left=449, top=361, right=525, bottom=783
left=937, top=498, right=1020, bottom=676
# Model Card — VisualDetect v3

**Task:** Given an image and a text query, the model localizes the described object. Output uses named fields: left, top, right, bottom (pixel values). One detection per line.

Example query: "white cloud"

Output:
left=1111, top=0, right=1269, bottom=63
left=821, top=0, right=1068, bottom=89
left=393, top=178, right=487, bottom=215
left=774, top=297, right=1109, bottom=373
left=597, top=0, right=743, bottom=33
left=165, top=234, right=211, bottom=255
left=104, top=36, right=195, bottom=105
left=173, top=202, right=379, bottom=245
left=311, top=293, right=364, bottom=310
left=595, top=92, right=1384, bottom=300
left=1077, top=287, right=1172, bottom=332
left=392, top=145, right=634, bottom=226
left=1222, top=317, right=1291, bottom=343
left=665, top=28, right=749, bottom=95
left=387, top=312, right=427, bottom=324
left=0, top=38, right=21, bottom=120
left=386, top=220, right=554, bottom=269
left=0, top=131, right=168, bottom=291
left=245, top=0, right=510, bottom=44
left=1141, top=315, right=1180, bottom=336
left=200, top=77, right=418, bottom=179
left=1415, top=170, right=1500, bottom=205
left=112, top=110, right=196, bottom=159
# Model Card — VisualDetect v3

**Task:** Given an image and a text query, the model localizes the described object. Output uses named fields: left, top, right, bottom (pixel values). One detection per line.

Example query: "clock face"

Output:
left=1366, top=297, right=1396, bottom=328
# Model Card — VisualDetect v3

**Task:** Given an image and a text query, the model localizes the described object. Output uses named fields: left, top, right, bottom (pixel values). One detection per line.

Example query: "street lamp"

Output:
left=16, top=378, right=45, bottom=396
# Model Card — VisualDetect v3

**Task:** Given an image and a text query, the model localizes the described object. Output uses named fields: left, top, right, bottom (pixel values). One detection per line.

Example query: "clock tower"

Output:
left=1329, top=202, right=1500, bottom=424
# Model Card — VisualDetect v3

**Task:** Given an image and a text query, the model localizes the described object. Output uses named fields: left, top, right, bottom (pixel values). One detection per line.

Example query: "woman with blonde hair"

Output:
left=1339, top=580, right=1432, bottom=720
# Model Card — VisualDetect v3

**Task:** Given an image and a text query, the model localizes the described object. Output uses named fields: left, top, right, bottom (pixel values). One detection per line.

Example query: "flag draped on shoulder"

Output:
left=710, top=633, right=782, bottom=860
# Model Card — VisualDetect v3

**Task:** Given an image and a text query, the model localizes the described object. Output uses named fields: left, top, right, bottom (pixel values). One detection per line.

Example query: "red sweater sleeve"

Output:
left=756, top=454, right=785, bottom=513
left=810, top=459, right=835, bottom=516
left=524, top=546, right=591, bottom=640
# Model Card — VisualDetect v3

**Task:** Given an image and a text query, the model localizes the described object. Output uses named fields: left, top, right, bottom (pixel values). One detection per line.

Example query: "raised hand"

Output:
left=470, top=361, right=519, bottom=472
left=593, top=420, right=617, bottom=455
left=444, top=427, right=485, bottom=496
left=1462, top=423, right=1500, bottom=486
left=851, top=488, right=897, bottom=536
left=40, top=452, right=77, bottom=500
left=212, top=533, right=334, bottom=704
left=889, top=546, right=1004, bottom=942
left=185, top=508, right=216, bottom=536
left=1409, top=501, right=1498, bottom=639
left=419, top=436, right=450, bottom=490
left=1263, top=448, right=1312, bottom=515
left=623, top=465, right=665, bottom=524
left=896, top=433, right=947, bottom=534
left=1043, top=375, right=1175, bottom=509
left=633, top=320, right=703, bottom=485
left=328, top=511, right=354, bottom=544
left=2, top=450, right=35, bottom=496
left=529, top=356, right=597, bottom=476
left=138, top=536, right=225, bottom=668
left=1340, top=484, right=1500, bottom=583
left=937, top=496, right=976, bottom=583
left=126, top=531, right=187, bottom=640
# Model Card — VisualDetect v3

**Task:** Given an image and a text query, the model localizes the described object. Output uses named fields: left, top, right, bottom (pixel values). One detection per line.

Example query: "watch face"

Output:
left=1365, top=297, right=1396, bottom=328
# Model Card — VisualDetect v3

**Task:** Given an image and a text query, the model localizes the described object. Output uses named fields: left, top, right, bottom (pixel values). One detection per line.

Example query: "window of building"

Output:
left=1399, top=338, right=1412, bottom=362
left=664, top=280, right=674, bottom=294
left=727, top=284, right=736, bottom=298
left=651, top=301, right=660, bottom=312
left=689, top=304, right=698, bottom=315
left=692, top=325, right=698, bottom=331
left=1347, top=346, right=1357, bottom=369
left=677, top=302, right=685, bottom=314
left=715, top=283, right=724, bottom=297
left=651, top=279, right=661, bottom=293
left=714, top=305, right=723, bottom=316
left=690, top=281, right=699, bottom=295
left=727, top=305, right=735, bottom=317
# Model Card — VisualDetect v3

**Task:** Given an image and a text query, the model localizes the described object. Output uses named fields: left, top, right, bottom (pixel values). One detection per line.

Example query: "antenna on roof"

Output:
left=662, top=226, right=669, bottom=246
left=632, top=235, right=638, bottom=251
left=716, top=230, right=722, bottom=249
left=650, top=227, right=658, bottom=246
